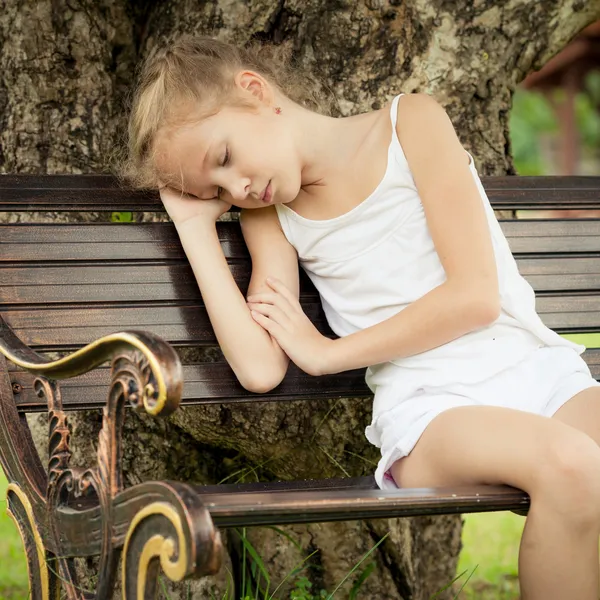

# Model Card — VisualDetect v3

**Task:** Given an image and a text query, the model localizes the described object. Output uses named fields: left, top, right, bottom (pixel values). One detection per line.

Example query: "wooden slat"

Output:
left=1, top=222, right=247, bottom=262
left=1, top=175, right=596, bottom=190
left=54, top=478, right=529, bottom=555
left=3, top=254, right=600, bottom=306
left=8, top=362, right=370, bottom=412
left=8, top=348, right=600, bottom=413
left=1, top=263, right=225, bottom=304
left=4, top=220, right=600, bottom=264
left=501, top=219, right=600, bottom=253
left=538, top=295, right=600, bottom=330
left=195, top=483, right=530, bottom=527
left=3, top=293, right=600, bottom=351
left=0, top=174, right=162, bottom=212
left=517, top=257, right=600, bottom=290
left=1, top=304, right=218, bottom=348
left=0, top=302, right=329, bottom=348
left=2, top=175, right=600, bottom=211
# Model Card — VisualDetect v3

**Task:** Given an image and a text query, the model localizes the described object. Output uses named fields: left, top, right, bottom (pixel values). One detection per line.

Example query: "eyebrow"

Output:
left=202, top=139, right=215, bottom=171
left=195, top=140, right=217, bottom=200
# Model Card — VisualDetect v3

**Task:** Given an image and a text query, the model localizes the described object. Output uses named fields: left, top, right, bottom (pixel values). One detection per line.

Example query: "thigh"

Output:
left=390, top=404, right=598, bottom=492
left=552, top=386, right=600, bottom=447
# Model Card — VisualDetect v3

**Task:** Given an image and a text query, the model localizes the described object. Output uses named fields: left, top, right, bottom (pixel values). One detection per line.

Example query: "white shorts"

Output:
left=369, top=346, right=600, bottom=490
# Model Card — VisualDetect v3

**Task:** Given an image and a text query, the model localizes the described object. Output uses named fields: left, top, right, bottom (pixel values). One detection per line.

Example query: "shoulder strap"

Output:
left=389, top=93, right=404, bottom=129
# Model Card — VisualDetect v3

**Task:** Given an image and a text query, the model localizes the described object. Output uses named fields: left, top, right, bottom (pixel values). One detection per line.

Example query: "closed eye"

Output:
left=221, top=147, right=230, bottom=167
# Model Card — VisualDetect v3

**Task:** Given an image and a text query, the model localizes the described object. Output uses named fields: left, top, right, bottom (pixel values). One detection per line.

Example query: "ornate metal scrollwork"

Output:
left=121, top=484, right=223, bottom=600
left=37, top=377, right=93, bottom=600
left=1, top=327, right=190, bottom=600
left=6, top=482, right=61, bottom=600
left=40, top=348, right=168, bottom=600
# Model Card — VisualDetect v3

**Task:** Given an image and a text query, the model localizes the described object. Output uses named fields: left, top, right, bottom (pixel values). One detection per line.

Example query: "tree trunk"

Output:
left=1, top=1, right=599, bottom=598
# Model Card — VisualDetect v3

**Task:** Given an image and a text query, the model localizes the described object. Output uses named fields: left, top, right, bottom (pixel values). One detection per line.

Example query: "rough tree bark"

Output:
left=1, top=1, right=599, bottom=598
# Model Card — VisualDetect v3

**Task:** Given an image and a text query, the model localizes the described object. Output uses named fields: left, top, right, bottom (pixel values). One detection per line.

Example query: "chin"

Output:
left=282, top=182, right=302, bottom=205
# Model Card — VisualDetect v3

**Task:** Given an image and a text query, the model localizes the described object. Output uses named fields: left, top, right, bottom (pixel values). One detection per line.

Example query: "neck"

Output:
left=282, top=98, right=366, bottom=188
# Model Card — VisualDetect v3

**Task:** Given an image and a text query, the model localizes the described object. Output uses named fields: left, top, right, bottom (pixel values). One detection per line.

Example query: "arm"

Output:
left=239, top=205, right=299, bottom=382
left=325, top=93, right=500, bottom=373
left=247, top=94, right=500, bottom=376
left=161, top=188, right=296, bottom=393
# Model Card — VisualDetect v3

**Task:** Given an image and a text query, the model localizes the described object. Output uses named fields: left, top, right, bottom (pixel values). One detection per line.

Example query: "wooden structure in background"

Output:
left=523, top=21, right=600, bottom=178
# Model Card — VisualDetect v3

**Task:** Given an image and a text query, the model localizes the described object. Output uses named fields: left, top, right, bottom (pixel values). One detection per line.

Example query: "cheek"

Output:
left=247, top=124, right=300, bottom=190
left=273, top=136, right=300, bottom=174
left=256, top=121, right=296, bottom=162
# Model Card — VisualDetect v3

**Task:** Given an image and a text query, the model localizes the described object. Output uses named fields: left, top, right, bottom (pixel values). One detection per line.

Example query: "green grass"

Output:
left=0, top=469, right=30, bottom=599
left=455, top=511, right=524, bottom=599
left=561, top=332, right=600, bottom=348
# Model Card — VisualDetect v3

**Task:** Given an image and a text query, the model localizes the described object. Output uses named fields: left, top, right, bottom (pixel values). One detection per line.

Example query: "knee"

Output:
left=533, top=433, right=600, bottom=527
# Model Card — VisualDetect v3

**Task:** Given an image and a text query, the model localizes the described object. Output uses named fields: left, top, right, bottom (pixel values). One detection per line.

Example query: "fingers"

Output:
left=265, top=277, right=299, bottom=306
left=246, top=277, right=300, bottom=340
left=246, top=292, right=295, bottom=315
left=250, top=309, right=283, bottom=337
left=246, top=292, right=291, bottom=309
left=247, top=301, right=290, bottom=327
left=246, top=278, right=299, bottom=313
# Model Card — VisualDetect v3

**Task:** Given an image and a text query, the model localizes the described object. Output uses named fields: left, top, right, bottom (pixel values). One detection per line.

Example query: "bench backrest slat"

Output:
left=1, top=294, right=599, bottom=352
left=2, top=175, right=600, bottom=211
left=3, top=220, right=600, bottom=263
left=8, top=361, right=371, bottom=412
left=8, top=347, right=600, bottom=413
left=3, top=255, right=600, bottom=302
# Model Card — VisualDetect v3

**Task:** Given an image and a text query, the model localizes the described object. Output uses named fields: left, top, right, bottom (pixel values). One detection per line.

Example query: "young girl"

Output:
left=120, top=35, right=600, bottom=599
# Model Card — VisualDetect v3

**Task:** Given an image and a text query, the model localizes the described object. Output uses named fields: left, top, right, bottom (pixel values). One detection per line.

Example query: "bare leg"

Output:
left=552, top=387, right=600, bottom=446
left=552, top=386, right=600, bottom=598
left=389, top=405, right=600, bottom=600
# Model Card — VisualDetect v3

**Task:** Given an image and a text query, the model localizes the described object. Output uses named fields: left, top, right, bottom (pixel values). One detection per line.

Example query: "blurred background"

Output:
left=512, top=20, right=600, bottom=222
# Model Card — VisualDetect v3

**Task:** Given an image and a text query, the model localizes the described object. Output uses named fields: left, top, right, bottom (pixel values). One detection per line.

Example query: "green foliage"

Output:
left=509, top=89, right=558, bottom=175
left=0, top=471, right=30, bottom=599
left=288, top=577, right=327, bottom=599
left=510, top=70, right=600, bottom=176
left=585, top=70, right=600, bottom=105
left=111, top=211, right=134, bottom=222
left=576, top=71, right=600, bottom=149
left=234, top=525, right=387, bottom=600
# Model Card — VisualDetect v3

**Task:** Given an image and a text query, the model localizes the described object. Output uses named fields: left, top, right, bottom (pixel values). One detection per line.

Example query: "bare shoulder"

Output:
left=394, top=92, right=470, bottom=168
left=396, top=92, right=451, bottom=124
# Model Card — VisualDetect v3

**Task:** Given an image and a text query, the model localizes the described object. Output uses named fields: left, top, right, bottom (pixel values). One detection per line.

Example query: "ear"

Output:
left=235, top=70, right=273, bottom=105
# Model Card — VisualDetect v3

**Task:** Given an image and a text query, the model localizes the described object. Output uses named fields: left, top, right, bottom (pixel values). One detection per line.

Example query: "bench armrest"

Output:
left=0, top=316, right=182, bottom=416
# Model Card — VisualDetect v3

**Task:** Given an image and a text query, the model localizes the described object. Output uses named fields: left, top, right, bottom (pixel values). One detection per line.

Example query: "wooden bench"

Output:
left=1, top=174, right=600, bottom=599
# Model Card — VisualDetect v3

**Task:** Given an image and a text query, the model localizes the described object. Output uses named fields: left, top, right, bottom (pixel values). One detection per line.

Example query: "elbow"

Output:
left=237, top=369, right=286, bottom=394
left=469, top=294, right=501, bottom=327
left=453, top=277, right=500, bottom=328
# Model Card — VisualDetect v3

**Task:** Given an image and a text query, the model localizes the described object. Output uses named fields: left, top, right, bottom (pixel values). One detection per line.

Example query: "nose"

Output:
left=228, top=176, right=251, bottom=203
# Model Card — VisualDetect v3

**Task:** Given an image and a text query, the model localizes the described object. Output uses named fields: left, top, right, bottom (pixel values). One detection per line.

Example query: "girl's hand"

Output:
left=158, top=181, right=232, bottom=225
left=246, top=277, right=334, bottom=376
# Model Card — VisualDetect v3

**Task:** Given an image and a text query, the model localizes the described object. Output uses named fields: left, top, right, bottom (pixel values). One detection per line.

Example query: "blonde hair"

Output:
left=115, top=35, right=334, bottom=191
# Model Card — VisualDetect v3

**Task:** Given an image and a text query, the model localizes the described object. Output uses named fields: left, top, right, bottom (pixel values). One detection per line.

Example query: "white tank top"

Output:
left=275, top=93, right=584, bottom=424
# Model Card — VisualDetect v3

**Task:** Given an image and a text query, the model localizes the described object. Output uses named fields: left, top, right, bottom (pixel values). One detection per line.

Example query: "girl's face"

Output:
left=156, top=101, right=302, bottom=209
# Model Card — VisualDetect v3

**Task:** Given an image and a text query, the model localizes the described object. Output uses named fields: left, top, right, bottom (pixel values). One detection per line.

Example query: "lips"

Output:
left=260, top=180, right=272, bottom=204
